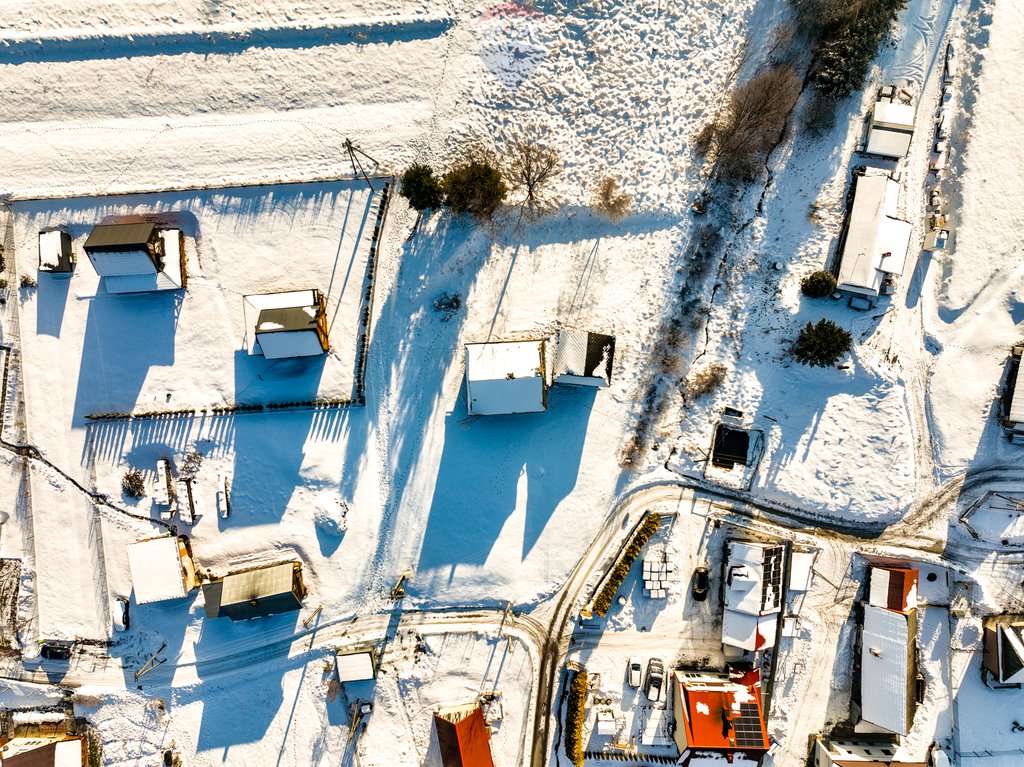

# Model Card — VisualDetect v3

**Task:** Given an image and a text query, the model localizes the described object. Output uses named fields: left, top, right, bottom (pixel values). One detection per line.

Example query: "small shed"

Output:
left=202, top=561, right=306, bottom=621
left=37, top=230, right=75, bottom=274
left=243, top=289, right=329, bottom=360
left=711, top=424, right=750, bottom=469
left=434, top=703, right=495, bottom=767
left=465, top=340, right=547, bottom=415
left=868, top=566, right=918, bottom=613
left=865, top=89, right=916, bottom=159
left=126, top=536, right=198, bottom=604
left=83, top=222, right=184, bottom=293
left=550, top=330, right=615, bottom=387
left=335, top=647, right=379, bottom=683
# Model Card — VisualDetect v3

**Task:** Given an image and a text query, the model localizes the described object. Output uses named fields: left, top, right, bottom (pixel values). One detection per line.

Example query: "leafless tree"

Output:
left=504, top=139, right=563, bottom=220
left=592, top=176, right=632, bottom=222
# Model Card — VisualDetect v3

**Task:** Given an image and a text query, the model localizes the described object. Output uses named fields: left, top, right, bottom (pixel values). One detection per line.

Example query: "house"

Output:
left=202, top=561, right=306, bottom=621
left=335, top=647, right=379, bottom=683
left=1000, top=345, right=1024, bottom=443
left=464, top=340, right=547, bottom=415
left=126, top=535, right=198, bottom=604
left=865, top=88, right=916, bottom=159
left=433, top=703, right=495, bottom=767
left=0, top=736, right=86, bottom=767
left=550, top=330, right=615, bottom=387
left=835, top=172, right=913, bottom=301
left=37, top=230, right=75, bottom=274
left=868, top=566, right=918, bottom=613
left=982, top=615, right=1024, bottom=685
left=813, top=738, right=926, bottom=767
left=83, top=222, right=184, bottom=293
left=859, top=605, right=917, bottom=735
left=722, top=540, right=786, bottom=653
left=671, top=668, right=769, bottom=766
left=243, top=289, right=330, bottom=360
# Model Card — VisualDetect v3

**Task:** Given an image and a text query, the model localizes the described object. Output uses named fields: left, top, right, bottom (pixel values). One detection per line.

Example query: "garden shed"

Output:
left=202, top=561, right=306, bottom=621
left=126, top=535, right=198, bottom=604
left=83, top=222, right=184, bottom=293
left=464, top=340, right=547, bottom=415
left=550, top=329, right=615, bottom=387
left=335, top=647, right=379, bottom=683
left=37, top=230, right=75, bottom=274
left=865, top=89, right=916, bottom=159
left=243, top=289, right=329, bottom=360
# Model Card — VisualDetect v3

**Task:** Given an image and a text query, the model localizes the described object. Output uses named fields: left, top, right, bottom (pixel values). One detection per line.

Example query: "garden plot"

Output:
left=13, top=179, right=381, bottom=457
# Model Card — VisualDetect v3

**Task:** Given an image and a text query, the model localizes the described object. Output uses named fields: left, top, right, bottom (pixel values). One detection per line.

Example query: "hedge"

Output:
left=592, top=513, right=661, bottom=616
left=563, top=670, right=588, bottom=767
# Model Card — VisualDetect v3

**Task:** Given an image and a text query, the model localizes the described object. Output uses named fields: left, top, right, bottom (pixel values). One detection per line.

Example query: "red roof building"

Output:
left=868, top=566, right=918, bottom=614
left=434, top=704, right=494, bottom=767
left=672, top=669, right=769, bottom=765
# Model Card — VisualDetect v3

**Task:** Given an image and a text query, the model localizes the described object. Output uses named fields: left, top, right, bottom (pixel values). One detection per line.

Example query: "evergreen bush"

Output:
left=442, top=160, right=507, bottom=220
left=121, top=468, right=146, bottom=498
left=399, top=163, right=444, bottom=211
left=801, top=270, right=837, bottom=298
left=793, top=318, right=852, bottom=366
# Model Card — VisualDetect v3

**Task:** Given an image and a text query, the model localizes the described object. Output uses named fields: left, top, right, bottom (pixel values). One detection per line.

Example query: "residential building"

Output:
left=722, top=540, right=786, bottom=653
left=244, top=289, right=330, bottom=360
left=202, top=561, right=306, bottom=621
left=672, top=668, right=769, bottom=766
left=813, top=737, right=926, bottom=767
left=434, top=703, right=494, bottom=767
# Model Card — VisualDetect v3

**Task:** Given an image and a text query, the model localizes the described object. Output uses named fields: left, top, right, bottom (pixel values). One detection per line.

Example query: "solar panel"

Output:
left=733, top=702, right=766, bottom=749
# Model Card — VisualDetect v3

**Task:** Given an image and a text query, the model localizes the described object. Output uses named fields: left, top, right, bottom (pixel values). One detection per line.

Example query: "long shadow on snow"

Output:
left=415, top=386, right=595, bottom=589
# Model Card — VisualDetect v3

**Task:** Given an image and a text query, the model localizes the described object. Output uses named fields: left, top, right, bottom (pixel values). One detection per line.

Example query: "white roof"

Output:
left=872, top=99, right=915, bottom=129
left=336, top=650, right=376, bottom=682
left=465, top=341, right=546, bottom=415
left=723, top=541, right=782, bottom=615
left=256, top=328, right=325, bottom=359
left=1011, top=359, right=1024, bottom=425
left=127, top=537, right=187, bottom=604
left=88, top=249, right=156, bottom=277
left=788, top=552, right=814, bottom=592
left=837, top=174, right=912, bottom=297
left=860, top=604, right=912, bottom=735
left=723, top=610, right=777, bottom=651
left=866, top=126, right=914, bottom=159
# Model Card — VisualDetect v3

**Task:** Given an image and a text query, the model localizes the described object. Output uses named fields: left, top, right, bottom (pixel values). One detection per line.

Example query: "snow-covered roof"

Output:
left=38, top=230, right=74, bottom=272
left=465, top=341, right=546, bottom=415
left=837, top=174, right=912, bottom=297
left=551, top=330, right=615, bottom=387
left=722, top=610, right=778, bottom=652
left=336, top=649, right=377, bottom=682
left=868, top=566, right=918, bottom=613
left=866, top=100, right=915, bottom=159
left=243, top=289, right=325, bottom=358
left=860, top=604, right=915, bottom=735
left=788, top=551, right=815, bottom=592
left=1009, top=359, right=1024, bottom=426
left=723, top=541, right=785, bottom=615
left=126, top=536, right=190, bottom=604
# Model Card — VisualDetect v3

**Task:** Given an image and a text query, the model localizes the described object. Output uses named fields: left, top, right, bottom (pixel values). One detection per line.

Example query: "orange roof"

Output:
left=676, top=674, right=768, bottom=753
left=869, top=567, right=918, bottom=613
left=434, top=707, right=494, bottom=767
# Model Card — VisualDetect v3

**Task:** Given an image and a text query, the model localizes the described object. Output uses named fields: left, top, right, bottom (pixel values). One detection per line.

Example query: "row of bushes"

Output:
left=87, top=398, right=357, bottom=421
left=793, top=0, right=909, bottom=98
left=592, top=512, right=662, bottom=616
left=563, top=670, right=588, bottom=767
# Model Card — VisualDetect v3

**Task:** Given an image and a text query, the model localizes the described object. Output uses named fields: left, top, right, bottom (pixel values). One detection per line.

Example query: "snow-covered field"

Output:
left=2, top=0, right=1024, bottom=765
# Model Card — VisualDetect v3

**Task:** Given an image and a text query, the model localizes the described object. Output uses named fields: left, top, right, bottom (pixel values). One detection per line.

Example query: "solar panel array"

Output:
left=760, top=545, right=785, bottom=611
left=733, top=702, right=766, bottom=749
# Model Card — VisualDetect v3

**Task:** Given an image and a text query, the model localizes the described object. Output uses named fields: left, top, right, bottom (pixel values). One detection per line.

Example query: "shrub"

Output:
left=399, top=163, right=444, bottom=211
left=442, top=159, right=507, bottom=220
left=592, top=513, right=662, bottom=616
left=592, top=176, right=632, bottom=222
left=433, top=292, right=462, bottom=321
left=793, top=318, right=852, bottom=366
left=698, top=66, right=803, bottom=181
left=121, top=468, right=146, bottom=498
left=801, top=270, right=837, bottom=297
left=20, top=275, right=37, bottom=289
left=0, top=278, right=7, bottom=290
left=563, top=670, right=588, bottom=767
left=504, top=140, right=562, bottom=218
left=685, top=362, right=727, bottom=400
left=801, top=90, right=839, bottom=137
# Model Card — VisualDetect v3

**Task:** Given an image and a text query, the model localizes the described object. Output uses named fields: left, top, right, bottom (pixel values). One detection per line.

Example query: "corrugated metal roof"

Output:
left=860, top=605, right=913, bottom=735
left=84, top=223, right=156, bottom=250
left=220, top=562, right=296, bottom=607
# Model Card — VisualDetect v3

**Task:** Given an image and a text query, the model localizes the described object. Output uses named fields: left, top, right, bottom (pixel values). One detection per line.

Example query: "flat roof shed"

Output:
left=126, top=536, right=197, bottom=604
left=866, top=100, right=916, bottom=159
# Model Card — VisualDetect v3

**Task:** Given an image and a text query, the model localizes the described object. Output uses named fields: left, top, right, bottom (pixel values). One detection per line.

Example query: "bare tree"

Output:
left=592, top=176, right=632, bottom=222
left=504, top=139, right=563, bottom=220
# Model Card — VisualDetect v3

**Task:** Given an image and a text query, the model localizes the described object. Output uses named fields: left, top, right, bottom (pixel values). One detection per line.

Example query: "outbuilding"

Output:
left=836, top=172, right=913, bottom=301
left=859, top=604, right=918, bottom=736
left=243, top=289, right=329, bottom=360
left=83, top=222, right=184, bottom=293
left=0, top=736, right=86, bottom=767
left=865, top=88, right=916, bottom=159
left=37, top=230, right=75, bottom=274
left=202, top=561, right=306, bottom=621
left=982, top=615, right=1024, bottom=685
left=464, top=340, right=547, bottom=416
left=550, top=330, right=615, bottom=387
left=722, top=540, right=786, bottom=653
left=126, top=535, right=198, bottom=604
left=335, top=647, right=379, bottom=683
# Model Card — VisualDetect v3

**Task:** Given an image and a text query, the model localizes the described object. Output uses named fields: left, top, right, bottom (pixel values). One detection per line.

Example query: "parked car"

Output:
left=627, top=657, right=642, bottom=688
left=692, top=566, right=710, bottom=601
left=40, top=641, right=73, bottom=661
left=112, top=596, right=130, bottom=632
left=646, top=658, right=665, bottom=703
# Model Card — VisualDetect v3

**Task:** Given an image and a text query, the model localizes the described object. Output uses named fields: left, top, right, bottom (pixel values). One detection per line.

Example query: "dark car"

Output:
left=692, top=566, right=710, bottom=601
left=40, top=641, right=73, bottom=661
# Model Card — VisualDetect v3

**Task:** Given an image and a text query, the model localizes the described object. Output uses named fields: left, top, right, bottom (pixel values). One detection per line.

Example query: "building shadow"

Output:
left=414, top=386, right=596, bottom=591
left=34, top=272, right=72, bottom=338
